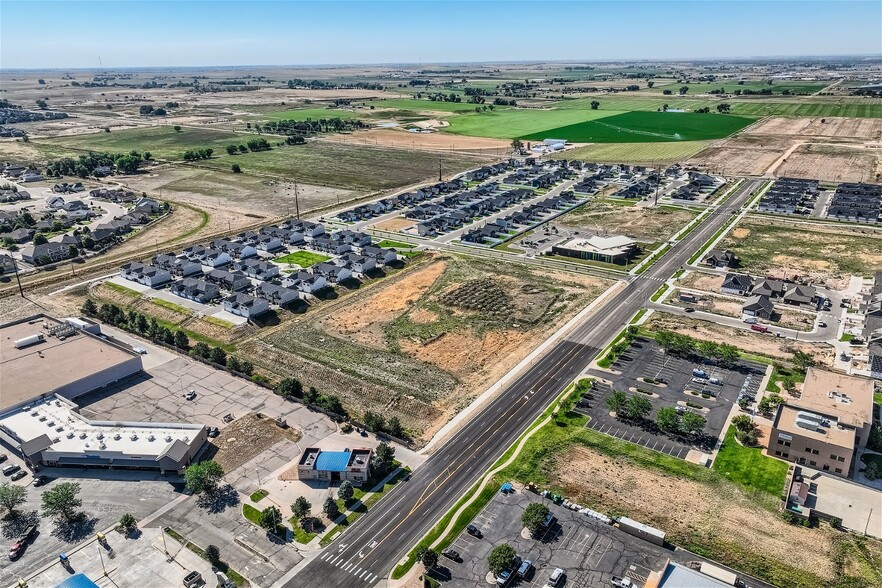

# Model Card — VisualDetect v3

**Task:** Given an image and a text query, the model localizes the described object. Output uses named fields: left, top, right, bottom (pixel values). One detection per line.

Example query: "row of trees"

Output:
left=138, top=105, right=167, bottom=116
left=182, top=148, right=214, bottom=161
left=275, top=377, right=346, bottom=417
left=654, top=330, right=740, bottom=366
left=362, top=411, right=405, bottom=439
left=44, top=150, right=148, bottom=177
left=607, top=390, right=707, bottom=437
left=0, top=480, right=93, bottom=527
left=261, top=117, right=368, bottom=136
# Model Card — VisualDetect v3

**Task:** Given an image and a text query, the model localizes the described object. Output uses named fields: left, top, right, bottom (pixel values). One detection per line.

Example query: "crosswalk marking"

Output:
left=359, top=570, right=368, bottom=579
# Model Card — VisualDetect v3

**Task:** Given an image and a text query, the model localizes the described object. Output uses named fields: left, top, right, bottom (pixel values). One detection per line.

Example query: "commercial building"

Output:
left=770, top=369, right=875, bottom=476
left=297, top=447, right=372, bottom=485
left=551, top=235, right=638, bottom=265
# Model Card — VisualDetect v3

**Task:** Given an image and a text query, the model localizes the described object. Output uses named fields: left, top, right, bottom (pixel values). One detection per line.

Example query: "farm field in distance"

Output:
left=443, top=107, right=621, bottom=139
left=521, top=111, right=754, bottom=143
left=561, top=140, right=711, bottom=164
left=650, top=80, right=829, bottom=94
left=717, top=215, right=882, bottom=288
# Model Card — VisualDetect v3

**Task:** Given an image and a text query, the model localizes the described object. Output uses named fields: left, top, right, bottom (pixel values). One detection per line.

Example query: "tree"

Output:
left=731, top=414, right=753, bottom=433
left=696, top=340, right=719, bottom=359
left=173, top=125, right=182, bottom=132
left=792, top=350, right=816, bottom=372
left=338, top=481, right=354, bottom=505
left=488, top=543, right=516, bottom=576
left=119, top=512, right=137, bottom=533
left=363, top=411, right=385, bottom=432
left=291, top=496, right=311, bottom=520
left=209, top=346, right=227, bottom=365
left=226, top=144, right=238, bottom=155
left=276, top=378, right=303, bottom=399
left=511, top=139, right=524, bottom=152
left=191, top=341, right=211, bottom=358
left=679, top=86, right=689, bottom=95
left=865, top=461, right=879, bottom=481
left=35, top=99, right=48, bottom=109
left=33, top=233, right=48, bottom=246
left=521, top=502, right=550, bottom=537
left=173, top=330, right=189, bottom=350
left=81, top=298, right=98, bottom=316
left=259, top=506, right=282, bottom=531
left=41, top=481, right=82, bottom=521
left=590, top=100, right=600, bottom=110
left=662, top=89, right=673, bottom=95
left=0, top=483, right=27, bottom=518
left=231, top=164, right=242, bottom=174
left=184, top=460, right=224, bottom=494
left=323, top=497, right=340, bottom=520
left=716, top=343, right=740, bottom=367
left=647, top=81, right=655, bottom=88
left=656, top=406, right=681, bottom=433
left=716, top=103, right=731, bottom=113
left=205, top=544, right=221, bottom=565
left=372, top=442, right=395, bottom=475
left=387, top=416, right=404, bottom=439
left=623, top=395, right=652, bottom=421
left=680, top=412, right=707, bottom=437
left=421, top=548, right=438, bottom=570
left=606, top=390, right=628, bottom=415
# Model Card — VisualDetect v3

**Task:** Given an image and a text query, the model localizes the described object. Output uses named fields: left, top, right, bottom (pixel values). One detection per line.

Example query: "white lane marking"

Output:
left=359, top=570, right=368, bottom=579
left=344, top=563, right=353, bottom=571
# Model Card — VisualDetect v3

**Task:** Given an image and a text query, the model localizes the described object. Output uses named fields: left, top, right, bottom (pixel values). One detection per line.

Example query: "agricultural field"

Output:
left=196, top=141, right=492, bottom=191
left=561, top=140, right=710, bottom=164
left=687, top=135, right=792, bottom=176
left=718, top=216, right=882, bottom=288
left=239, top=255, right=613, bottom=442
left=443, top=107, right=620, bottom=139
left=366, top=98, right=498, bottom=114
left=557, top=200, right=699, bottom=242
left=776, top=143, right=880, bottom=183
left=748, top=116, right=882, bottom=140
left=521, top=111, right=754, bottom=143
left=242, top=107, right=361, bottom=121
left=35, top=125, right=254, bottom=161
left=651, top=80, right=829, bottom=95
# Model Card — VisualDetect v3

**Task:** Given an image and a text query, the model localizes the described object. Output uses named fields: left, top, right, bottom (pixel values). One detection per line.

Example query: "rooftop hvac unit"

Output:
left=79, top=433, right=87, bottom=439
left=38, top=416, right=47, bottom=422
left=67, top=432, right=74, bottom=439
left=55, top=426, right=64, bottom=433
left=99, top=443, right=106, bottom=450
left=148, top=435, right=155, bottom=442
left=53, top=438, right=60, bottom=443
left=114, top=434, right=121, bottom=440
left=96, top=433, right=104, bottom=440
left=130, top=434, right=138, bottom=441
left=46, top=421, right=55, bottom=427
left=165, top=436, right=172, bottom=442
left=13, top=333, right=45, bottom=349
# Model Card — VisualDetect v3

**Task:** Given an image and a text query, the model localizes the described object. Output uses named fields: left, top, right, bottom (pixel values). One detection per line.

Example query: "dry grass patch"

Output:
left=777, top=143, right=879, bottom=183
left=208, top=413, right=301, bottom=473
left=558, top=200, right=698, bottom=243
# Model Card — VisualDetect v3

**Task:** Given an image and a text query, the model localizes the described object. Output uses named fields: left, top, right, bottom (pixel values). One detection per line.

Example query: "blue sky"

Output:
left=1, top=1, right=880, bottom=69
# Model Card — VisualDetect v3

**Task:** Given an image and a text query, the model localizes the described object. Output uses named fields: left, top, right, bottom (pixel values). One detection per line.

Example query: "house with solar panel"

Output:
left=297, top=447, right=373, bottom=485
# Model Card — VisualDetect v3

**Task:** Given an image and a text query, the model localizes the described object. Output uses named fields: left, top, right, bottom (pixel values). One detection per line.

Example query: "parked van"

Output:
left=743, top=317, right=758, bottom=324
left=545, top=568, right=565, bottom=588
left=692, top=369, right=708, bottom=378
left=709, top=377, right=722, bottom=385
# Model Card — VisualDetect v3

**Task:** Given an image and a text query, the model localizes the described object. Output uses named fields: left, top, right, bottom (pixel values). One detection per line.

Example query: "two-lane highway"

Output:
left=289, top=179, right=760, bottom=587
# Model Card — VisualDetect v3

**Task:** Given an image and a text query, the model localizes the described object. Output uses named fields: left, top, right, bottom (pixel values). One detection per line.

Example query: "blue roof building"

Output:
left=297, top=447, right=372, bottom=485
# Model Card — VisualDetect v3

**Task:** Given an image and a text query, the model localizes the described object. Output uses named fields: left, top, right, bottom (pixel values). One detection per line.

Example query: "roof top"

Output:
left=657, top=561, right=732, bottom=588
left=314, top=450, right=352, bottom=472
left=796, top=368, right=874, bottom=428
left=558, top=235, right=636, bottom=255
left=774, top=404, right=855, bottom=449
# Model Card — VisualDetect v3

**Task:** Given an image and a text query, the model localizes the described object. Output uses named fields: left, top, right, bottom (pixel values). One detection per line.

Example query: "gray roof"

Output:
left=158, top=438, right=191, bottom=463
left=20, top=433, right=53, bottom=457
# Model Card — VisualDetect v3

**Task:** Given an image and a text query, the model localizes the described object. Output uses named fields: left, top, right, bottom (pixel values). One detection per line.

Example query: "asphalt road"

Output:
left=289, top=179, right=760, bottom=588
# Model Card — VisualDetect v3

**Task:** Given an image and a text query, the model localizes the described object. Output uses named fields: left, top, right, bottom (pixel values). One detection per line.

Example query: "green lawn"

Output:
left=249, top=489, right=268, bottom=502
left=652, top=81, right=827, bottom=95
left=103, top=281, right=141, bottom=298
left=203, top=316, right=235, bottom=329
left=712, top=426, right=789, bottom=496
left=561, top=140, right=710, bottom=163
left=149, top=297, right=192, bottom=315
left=274, top=250, right=330, bottom=267
left=376, top=239, right=415, bottom=249
left=247, top=107, right=360, bottom=121
left=38, top=125, right=255, bottom=161
left=197, top=142, right=488, bottom=191
left=521, top=111, right=754, bottom=143
left=444, top=108, right=620, bottom=139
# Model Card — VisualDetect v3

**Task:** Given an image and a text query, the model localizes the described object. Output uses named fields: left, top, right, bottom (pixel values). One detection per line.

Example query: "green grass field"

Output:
left=521, top=111, right=754, bottom=143
left=652, top=81, right=828, bottom=95
left=561, top=140, right=710, bottom=163
left=444, top=108, right=620, bottom=139
left=713, top=426, right=789, bottom=496
left=247, top=107, right=360, bottom=121
left=39, top=125, right=255, bottom=161
left=274, top=250, right=330, bottom=267
left=366, top=98, right=495, bottom=113
left=197, top=142, right=488, bottom=191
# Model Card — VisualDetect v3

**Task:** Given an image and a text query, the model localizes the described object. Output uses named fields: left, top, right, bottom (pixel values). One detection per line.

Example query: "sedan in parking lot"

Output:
left=10, top=470, right=27, bottom=481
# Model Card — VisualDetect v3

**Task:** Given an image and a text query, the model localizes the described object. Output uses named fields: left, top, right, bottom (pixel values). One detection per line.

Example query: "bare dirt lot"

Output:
left=718, top=215, right=882, bottom=289
left=320, top=128, right=510, bottom=154
left=687, top=135, right=794, bottom=176
left=645, top=310, right=834, bottom=366
left=557, top=201, right=698, bottom=243
left=239, top=255, right=613, bottom=443
left=207, top=413, right=302, bottom=472
left=676, top=271, right=725, bottom=292
left=372, top=217, right=416, bottom=231
left=749, top=116, right=882, bottom=140
left=668, top=289, right=742, bottom=318
left=776, top=143, right=880, bottom=183
left=553, top=445, right=880, bottom=587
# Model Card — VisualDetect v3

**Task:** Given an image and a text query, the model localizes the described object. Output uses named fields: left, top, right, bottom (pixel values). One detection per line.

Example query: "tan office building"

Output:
left=770, top=369, right=875, bottom=477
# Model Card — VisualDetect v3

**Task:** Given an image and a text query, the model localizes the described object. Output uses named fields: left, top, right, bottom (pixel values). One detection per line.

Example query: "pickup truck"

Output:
left=750, top=324, right=768, bottom=333
left=610, top=577, right=634, bottom=588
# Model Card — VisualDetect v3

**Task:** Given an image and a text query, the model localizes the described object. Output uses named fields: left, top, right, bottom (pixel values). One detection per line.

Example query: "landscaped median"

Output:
left=687, top=209, right=742, bottom=265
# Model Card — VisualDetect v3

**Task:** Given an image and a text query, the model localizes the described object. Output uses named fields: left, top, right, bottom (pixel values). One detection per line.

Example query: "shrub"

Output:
left=205, top=544, right=221, bottom=564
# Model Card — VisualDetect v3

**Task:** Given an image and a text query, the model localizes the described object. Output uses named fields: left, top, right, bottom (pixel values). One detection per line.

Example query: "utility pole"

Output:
left=654, top=164, right=661, bottom=206
left=10, top=256, right=24, bottom=297
left=294, top=183, right=301, bottom=219
left=438, top=157, right=442, bottom=182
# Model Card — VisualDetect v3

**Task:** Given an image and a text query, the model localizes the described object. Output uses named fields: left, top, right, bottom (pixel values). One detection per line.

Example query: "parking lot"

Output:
left=441, top=487, right=712, bottom=588
left=585, top=338, right=764, bottom=461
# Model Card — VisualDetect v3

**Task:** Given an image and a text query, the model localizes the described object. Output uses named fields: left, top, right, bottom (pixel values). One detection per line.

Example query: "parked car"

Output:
left=818, top=321, right=827, bottom=328
left=441, top=548, right=460, bottom=561
left=496, top=556, right=522, bottom=587
left=0, top=454, right=6, bottom=463
left=517, top=559, right=533, bottom=578
left=685, top=307, right=695, bottom=313
left=184, top=390, right=197, bottom=401
left=10, top=470, right=26, bottom=481
left=545, top=568, right=565, bottom=588
left=7, top=525, right=37, bottom=560
left=32, top=475, right=49, bottom=487
left=2, top=465, right=21, bottom=477
left=466, top=524, right=482, bottom=538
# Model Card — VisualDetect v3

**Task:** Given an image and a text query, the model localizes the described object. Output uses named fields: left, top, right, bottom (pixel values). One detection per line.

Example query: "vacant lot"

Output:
left=558, top=201, right=698, bottom=242
left=777, top=143, right=880, bottom=183
left=645, top=311, right=834, bottom=366
left=37, top=125, right=254, bottom=161
left=321, top=129, right=509, bottom=153
left=750, top=116, right=882, bottom=140
left=718, top=216, right=882, bottom=288
left=240, top=255, right=612, bottom=442
left=521, top=111, right=754, bottom=143
left=562, top=140, right=710, bottom=164
left=197, top=141, right=491, bottom=191
left=687, top=135, right=792, bottom=175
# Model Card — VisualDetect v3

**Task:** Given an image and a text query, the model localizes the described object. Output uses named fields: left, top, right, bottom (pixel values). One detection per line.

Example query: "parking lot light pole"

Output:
left=97, top=542, right=107, bottom=577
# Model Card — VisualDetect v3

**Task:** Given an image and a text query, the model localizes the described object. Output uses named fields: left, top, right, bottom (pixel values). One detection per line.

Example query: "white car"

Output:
left=132, top=346, right=147, bottom=355
left=184, top=390, right=197, bottom=401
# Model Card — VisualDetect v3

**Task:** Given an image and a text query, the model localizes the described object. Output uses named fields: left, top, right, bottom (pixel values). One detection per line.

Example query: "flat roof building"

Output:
left=297, top=447, right=373, bottom=485
left=770, top=368, right=875, bottom=477
left=551, top=235, right=638, bottom=265
left=1, top=315, right=143, bottom=412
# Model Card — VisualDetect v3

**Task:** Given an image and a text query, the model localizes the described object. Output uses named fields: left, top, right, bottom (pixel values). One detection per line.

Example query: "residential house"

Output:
left=312, top=262, right=351, bottom=283
left=206, top=269, right=252, bottom=292
left=721, top=273, right=752, bottom=296
left=153, top=253, right=202, bottom=277
left=234, top=258, right=279, bottom=281
left=281, top=271, right=328, bottom=294
left=742, top=294, right=774, bottom=319
left=170, top=278, right=220, bottom=303
left=338, top=253, right=375, bottom=275
left=753, top=278, right=786, bottom=298
left=256, top=282, right=301, bottom=306
left=203, top=249, right=232, bottom=268
left=703, top=249, right=737, bottom=268
left=2, top=228, right=34, bottom=243
left=361, top=245, right=398, bottom=265
left=134, top=197, right=161, bottom=214
left=222, top=293, right=269, bottom=318
left=256, top=234, right=284, bottom=253
left=21, top=242, right=71, bottom=265
left=783, top=284, right=818, bottom=306
left=119, top=262, right=172, bottom=288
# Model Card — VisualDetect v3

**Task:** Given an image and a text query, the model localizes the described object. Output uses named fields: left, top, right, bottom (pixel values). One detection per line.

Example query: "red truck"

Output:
left=750, top=324, right=768, bottom=333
